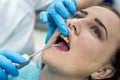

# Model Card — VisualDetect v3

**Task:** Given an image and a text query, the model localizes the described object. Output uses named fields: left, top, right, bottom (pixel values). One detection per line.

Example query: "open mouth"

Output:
left=54, top=34, right=70, bottom=51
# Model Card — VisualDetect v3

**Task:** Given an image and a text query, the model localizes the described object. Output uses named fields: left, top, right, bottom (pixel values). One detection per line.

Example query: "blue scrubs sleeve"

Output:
left=8, top=61, right=41, bottom=80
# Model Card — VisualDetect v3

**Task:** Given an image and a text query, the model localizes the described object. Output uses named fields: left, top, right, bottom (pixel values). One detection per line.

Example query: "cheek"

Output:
left=77, top=34, right=99, bottom=53
left=73, top=33, right=104, bottom=62
left=69, top=36, right=105, bottom=73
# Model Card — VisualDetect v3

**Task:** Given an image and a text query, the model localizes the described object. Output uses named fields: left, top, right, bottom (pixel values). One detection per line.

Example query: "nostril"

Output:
left=72, top=25, right=79, bottom=35
left=72, top=25, right=77, bottom=32
left=68, top=24, right=78, bottom=35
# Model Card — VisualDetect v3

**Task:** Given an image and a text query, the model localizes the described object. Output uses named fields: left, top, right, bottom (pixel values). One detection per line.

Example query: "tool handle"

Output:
left=13, top=54, right=30, bottom=69
left=14, top=44, right=60, bottom=69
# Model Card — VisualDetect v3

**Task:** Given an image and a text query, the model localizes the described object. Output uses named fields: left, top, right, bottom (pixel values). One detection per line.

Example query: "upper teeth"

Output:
left=60, top=34, right=69, bottom=43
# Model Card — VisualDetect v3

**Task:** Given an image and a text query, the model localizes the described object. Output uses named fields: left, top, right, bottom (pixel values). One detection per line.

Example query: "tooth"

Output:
left=65, top=37, right=68, bottom=43
left=60, top=34, right=69, bottom=43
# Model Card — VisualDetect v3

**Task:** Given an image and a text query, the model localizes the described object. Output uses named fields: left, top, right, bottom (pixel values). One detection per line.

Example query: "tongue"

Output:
left=58, top=42, right=69, bottom=51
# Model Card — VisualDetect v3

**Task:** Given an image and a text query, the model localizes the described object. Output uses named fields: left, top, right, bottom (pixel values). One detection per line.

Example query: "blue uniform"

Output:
left=8, top=61, right=41, bottom=80
left=103, top=0, right=114, bottom=5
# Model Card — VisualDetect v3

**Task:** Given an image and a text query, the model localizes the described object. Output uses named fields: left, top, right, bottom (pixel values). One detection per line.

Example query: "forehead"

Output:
left=83, top=6, right=119, bottom=21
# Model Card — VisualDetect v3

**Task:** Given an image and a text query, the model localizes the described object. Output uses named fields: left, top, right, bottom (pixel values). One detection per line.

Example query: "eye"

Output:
left=74, top=10, right=88, bottom=19
left=91, top=26, right=101, bottom=38
left=74, top=14, right=83, bottom=19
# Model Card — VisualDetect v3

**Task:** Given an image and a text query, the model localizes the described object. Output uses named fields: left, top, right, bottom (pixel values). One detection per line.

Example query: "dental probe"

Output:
left=14, top=44, right=60, bottom=69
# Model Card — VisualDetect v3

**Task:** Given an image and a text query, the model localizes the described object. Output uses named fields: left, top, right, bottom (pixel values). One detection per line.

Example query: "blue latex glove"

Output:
left=40, top=0, right=77, bottom=43
left=0, top=50, right=26, bottom=80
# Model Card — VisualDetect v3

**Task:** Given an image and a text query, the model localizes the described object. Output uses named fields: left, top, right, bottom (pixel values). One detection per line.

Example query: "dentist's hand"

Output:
left=40, top=0, right=77, bottom=43
left=0, top=50, right=26, bottom=80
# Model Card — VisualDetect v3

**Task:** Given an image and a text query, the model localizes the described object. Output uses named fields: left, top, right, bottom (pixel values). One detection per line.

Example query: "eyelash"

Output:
left=90, top=26, right=102, bottom=38
left=74, top=14, right=83, bottom=18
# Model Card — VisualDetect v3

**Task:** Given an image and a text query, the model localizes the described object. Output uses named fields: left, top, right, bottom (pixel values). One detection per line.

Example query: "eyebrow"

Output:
left=94, top=18, right=108, bottom=39
left=80, top=10, right=88, bottom=15
left=77, top=10, right=88, bottom=18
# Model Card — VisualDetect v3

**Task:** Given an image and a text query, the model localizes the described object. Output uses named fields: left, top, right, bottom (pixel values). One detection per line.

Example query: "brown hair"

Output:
left=112, top=47, right=120, bottom=80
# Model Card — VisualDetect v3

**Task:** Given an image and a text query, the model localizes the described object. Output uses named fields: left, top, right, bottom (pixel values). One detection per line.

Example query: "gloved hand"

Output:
left=40, top=0, right=77, bottom=43
left=0, top=50, right=26, bottom=80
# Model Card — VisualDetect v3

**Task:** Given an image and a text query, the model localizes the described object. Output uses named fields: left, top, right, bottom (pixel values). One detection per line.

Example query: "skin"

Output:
left=76, top=0, right=101, bottom=10
left=40, top=6, right=120, bottom=80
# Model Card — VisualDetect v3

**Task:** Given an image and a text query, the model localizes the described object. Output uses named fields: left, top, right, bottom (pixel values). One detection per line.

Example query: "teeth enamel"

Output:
left=60, top=34, right=69, bottom=43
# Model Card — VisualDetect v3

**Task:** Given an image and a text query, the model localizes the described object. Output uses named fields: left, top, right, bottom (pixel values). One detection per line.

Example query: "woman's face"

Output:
left=42, top=6, right=120, bottom=77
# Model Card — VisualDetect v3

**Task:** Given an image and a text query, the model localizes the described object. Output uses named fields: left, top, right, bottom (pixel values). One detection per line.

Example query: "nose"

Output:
left=66, top=19, right=81, bottom=35
left=66, top=19, right=77, bottom=27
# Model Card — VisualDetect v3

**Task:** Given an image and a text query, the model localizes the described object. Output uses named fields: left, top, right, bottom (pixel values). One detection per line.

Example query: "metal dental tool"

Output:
left=14, top=44, right=60, bottom=69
